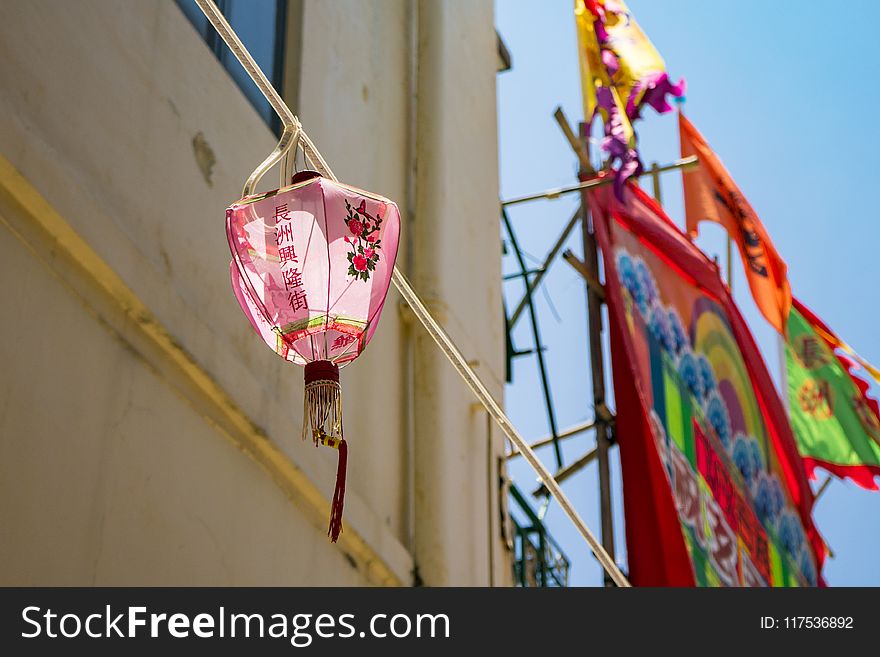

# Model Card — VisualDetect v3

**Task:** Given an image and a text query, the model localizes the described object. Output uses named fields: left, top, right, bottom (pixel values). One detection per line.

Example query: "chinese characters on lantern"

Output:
left=331, top=333, right=356, bottom=351
left=275, top=203, right=308, bottom=312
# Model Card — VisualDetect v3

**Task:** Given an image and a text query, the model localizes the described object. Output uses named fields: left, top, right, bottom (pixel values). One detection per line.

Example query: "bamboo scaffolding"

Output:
left=503, top=208, right=564, bottom=467
left=508, top=207, right=581, bottom=327
left=533, top=446, right=599, bottom=497
left=552, top=106, right=618, bottom=583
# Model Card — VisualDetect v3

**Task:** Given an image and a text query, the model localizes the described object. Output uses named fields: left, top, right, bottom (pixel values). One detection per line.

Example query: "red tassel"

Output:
left=328, top=439, right=347, bottom=542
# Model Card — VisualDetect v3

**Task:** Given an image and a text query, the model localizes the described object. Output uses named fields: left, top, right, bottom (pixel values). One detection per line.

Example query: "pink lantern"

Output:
left=226, top=170, right=400, bottom=541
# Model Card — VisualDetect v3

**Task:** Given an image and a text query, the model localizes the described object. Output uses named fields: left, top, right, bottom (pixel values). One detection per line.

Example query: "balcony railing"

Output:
left=509, top=483, right=570, bottom=587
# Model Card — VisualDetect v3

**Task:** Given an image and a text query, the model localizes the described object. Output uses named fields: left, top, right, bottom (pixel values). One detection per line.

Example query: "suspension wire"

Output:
left=194, top=0, right=630, bottom=587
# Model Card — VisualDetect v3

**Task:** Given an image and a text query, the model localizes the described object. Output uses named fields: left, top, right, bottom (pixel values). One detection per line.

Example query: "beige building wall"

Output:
left=0, top=0, right=509, bottom=586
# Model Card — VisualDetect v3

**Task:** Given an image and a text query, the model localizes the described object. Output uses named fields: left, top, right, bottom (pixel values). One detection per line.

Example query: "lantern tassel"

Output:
left=328, top=438, right=347, bottom=542
left=302, top=360, right=347, bottom=542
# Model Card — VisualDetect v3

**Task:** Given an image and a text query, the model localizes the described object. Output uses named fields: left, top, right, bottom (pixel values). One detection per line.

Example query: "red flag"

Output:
left=590, top=179, right=823, bottom=586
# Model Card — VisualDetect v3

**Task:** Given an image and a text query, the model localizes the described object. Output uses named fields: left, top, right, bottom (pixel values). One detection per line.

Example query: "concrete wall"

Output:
left=411, top=0, right=508, bottom=586
left=0, top=0, right=508, bottom=586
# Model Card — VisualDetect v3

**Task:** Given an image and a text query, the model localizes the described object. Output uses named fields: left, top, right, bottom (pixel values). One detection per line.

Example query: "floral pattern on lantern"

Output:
left=343, top=199, right=384, bottom=281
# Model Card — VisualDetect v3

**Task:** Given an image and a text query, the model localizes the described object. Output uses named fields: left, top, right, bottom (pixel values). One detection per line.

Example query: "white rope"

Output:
left=194, top=0, right=629, bottom=587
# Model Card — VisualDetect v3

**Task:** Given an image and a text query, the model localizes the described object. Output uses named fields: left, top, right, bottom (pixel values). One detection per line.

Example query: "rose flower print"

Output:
left=343, top=199, right=384, bottom=281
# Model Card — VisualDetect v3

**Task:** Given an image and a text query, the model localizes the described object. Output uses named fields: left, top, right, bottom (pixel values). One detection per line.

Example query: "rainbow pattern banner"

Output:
left=589, top=180, right=824, bottom=586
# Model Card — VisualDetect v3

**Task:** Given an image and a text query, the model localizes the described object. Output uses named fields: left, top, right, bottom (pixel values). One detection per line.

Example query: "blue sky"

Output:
left=496, top=0, right=880, bottom=586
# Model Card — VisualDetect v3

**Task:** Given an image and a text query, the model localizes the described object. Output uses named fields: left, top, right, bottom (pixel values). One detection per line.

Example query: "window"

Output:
left=177, top=0, right=288, bottom=134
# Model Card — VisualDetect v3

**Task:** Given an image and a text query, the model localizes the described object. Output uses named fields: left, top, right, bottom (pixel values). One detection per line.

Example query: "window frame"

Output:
left=176, top=0, right=289, bottom=136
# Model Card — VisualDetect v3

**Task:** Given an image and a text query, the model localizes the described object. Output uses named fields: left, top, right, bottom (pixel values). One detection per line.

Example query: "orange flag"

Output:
left=679, top=113, right=791, bottom=334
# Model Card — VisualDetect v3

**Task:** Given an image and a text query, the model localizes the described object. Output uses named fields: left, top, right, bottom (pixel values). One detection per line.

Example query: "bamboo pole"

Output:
left=553, top=107, right=617, bottom=584
left=506, top=419, right=596, bottom=459
left=579, top=191, right=617, bottom=585
left=194, top=0, right=629, bottom=587
left=533, top=447, right=599, bottom=497
left=553, top=107, right=590, bottom=170
left=814, top=476, right=833, bottom=501
left=562, top=249, right=605, bottom=300
left=726, top=236, right=734, bottom=292
left=501, top=155, right=698, bottom=207
left=650, top=161, right=662, bottom=204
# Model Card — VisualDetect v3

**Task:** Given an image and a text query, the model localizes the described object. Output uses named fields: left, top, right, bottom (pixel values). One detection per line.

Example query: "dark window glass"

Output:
left=176, top=0, right=287, bottom=134
left=176, top=0, right=211, bottom=41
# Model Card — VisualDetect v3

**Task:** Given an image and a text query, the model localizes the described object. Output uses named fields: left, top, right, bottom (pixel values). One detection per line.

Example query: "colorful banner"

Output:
left=679, top=113, right=792, bottom=334
left=590, top=180, right=823, bottom=586
left=786, top=298, right=880, bottom=490
left=575, top=0, right=684, bottom=196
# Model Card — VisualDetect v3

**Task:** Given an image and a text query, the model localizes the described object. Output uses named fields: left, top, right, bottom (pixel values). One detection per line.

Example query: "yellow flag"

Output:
left=574, top=0, right=684, bottom=193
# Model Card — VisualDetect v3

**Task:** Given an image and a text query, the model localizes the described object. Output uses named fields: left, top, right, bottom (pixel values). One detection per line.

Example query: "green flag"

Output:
left=786, top=299, right=880, bottom=490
